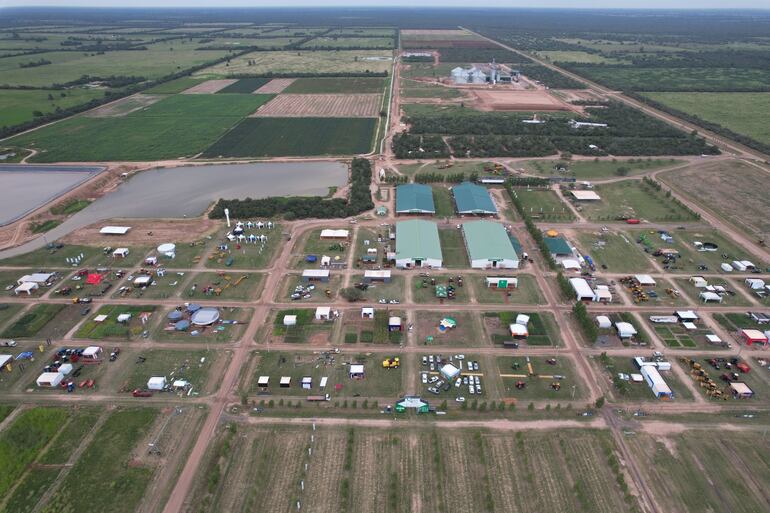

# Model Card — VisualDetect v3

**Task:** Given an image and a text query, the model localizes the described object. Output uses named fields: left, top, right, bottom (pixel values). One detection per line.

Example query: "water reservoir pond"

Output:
left=0, top=161, right=348, bottom=257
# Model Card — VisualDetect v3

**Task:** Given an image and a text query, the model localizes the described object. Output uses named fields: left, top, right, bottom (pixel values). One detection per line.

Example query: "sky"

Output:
left=1, top=0, right=769, bottom=8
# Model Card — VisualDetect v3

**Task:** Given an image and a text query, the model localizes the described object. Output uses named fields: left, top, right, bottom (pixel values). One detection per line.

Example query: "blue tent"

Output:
left=175, top=320, right=190, bottom=331
left=187, top=303, right=201, bottom=313
left=167, top=310, right=183, bottom=321
left=306, top=255, right=318, bottom=263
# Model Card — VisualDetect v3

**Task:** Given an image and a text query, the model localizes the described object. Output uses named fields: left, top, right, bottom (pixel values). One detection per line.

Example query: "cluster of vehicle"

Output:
left=419, top=354, right=482, bottom=398
left=291, top=283, right=316, bottom=300
left=377, top=298, right=400, bottom=304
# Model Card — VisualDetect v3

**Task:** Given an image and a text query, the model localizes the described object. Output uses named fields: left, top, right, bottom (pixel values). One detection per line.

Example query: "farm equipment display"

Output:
left=382, top=357, right=400, bottom=369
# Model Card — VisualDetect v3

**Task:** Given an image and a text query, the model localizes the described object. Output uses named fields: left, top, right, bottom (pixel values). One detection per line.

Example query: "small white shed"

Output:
left=315, top=306, right=331, bottom=321
left=596, top=315, right=612, bottom=329
left=36, top=372, right=64, bottom=387
left=283, top=315, right=297, bottom=327
left=147, top=376, right=166, bottom=390
left=349, top=364, right=365, bottom=379
left=615, top=322, right=637, bottom=339
left=509, top=323, right=529, bottom=339
left=361, top=307, right=374, bottom=319
left=112, top=247, right=130, bottom=258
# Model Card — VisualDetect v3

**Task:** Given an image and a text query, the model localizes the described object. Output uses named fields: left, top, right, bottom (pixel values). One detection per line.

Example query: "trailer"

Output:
left=307, top=394, right=330, bottom=402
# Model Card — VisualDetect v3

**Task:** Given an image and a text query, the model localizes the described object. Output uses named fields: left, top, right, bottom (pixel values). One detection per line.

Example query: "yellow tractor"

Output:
left=382, top=357, right=400, bottom=369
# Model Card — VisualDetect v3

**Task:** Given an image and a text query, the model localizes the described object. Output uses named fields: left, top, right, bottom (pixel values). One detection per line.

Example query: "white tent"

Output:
left=58, top=363, right=73, bottom=375
left=515, top=314, right=530, bottom=326
left=133, top=275, right=152, bottom=287
left=615, top=322, right=637, bottom=339
left=36, top=372, right=64, bottom=387
left=257, top=376, right=270, bottom=387
left=117, top=313, right=132, bottom=323
left=147, top=376, right=166, bottom=390
left=283, top=315, right=297, bottom=327
left=689, top=276, right=708, bottom=288
left=706, top=334, right=722, bottom=345
left=315, top=307, right=331, bottom=320
left=14, top=282, right=38, bottom=295
left=561, top=259, right=581, bottom=271
left=0, top=355, right=12, bottom=368
left=361, top=307, right=374, bottom=319
left=349, top=364, right=365, bottom=378
left=746, top=278, right=765, bottom=290
left=320, top=229, right=349, bottom=239
left=675, top=310, right=699, bottom=321
left=440, top=363, right=461, bottom=380
left=17, top=273, right=54, bottom=285
left=112, top=247, right=129, bottom=258
left=700, top=291, right=723, bottom=303
left=280, top=376, right=291, bottom=387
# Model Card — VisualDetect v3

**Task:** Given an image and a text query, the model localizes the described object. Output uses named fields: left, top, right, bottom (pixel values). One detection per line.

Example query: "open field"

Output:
left=270, top=308, right=334, bottom=345
left=180, top=78, right=238, bottom=94
left=593, top=354, right=694, bottom=402
left=0, top=44, right=230, bottom=88
left=75, top=304, right=156, bottom=340
left=512, top=189, right=574, bottom=221
left=627, top=431, right=770, bottom=513
left=566, top=66, right=770, bottom=92
left=472, top=274, right=547, bottom=305
left=300, top=37, right=394, bottom=49
left=253, top=78, right=295, bottom=94
left=194, top=50, right=393, bottom=76
left=414, top=310, right=486, bottom=347
left=284, top=77, right=385, bottom=94
left=115, top=349, right=225, bottom=394
left=248, top=350, right=404, bottom=397
left=522, top=158, right=683, bottom=179
left=400, top=80, right=465, bottom=100
left=497, top=355, right=586, bottom=400
left=581, top=180, right=698, bottom=222
left=216, top=77, right=271, bottom=93
left=484, top=311, right=561, bottom=346
left=292, top=227, right=350, bottom=269
left=642, top=92, right=770, bottom=145
left=1, top=304, right=83, bottom=340
left=201, top=117, right=376, bottom=157
left=186, top=272, right=264, bottom=301
left=576, top=230, right=654, bottom=273
left=467, top=89, right=571, bottom=112
left=412, top=274, right=471, bottom=305
left=205, top=223, right=282, bottom=269
left=0, top=88, right=104, bottom=126
left=534, top=50, right=626, bottom=64
left=253, top=94, right=381, bottom=118
left=658, top=159, right=770, bottom=240
left=188, top=424, right=635, bottom=513
left=438, top=227, right=469, bottom=268
left=9, top=94, right=273, bottom=162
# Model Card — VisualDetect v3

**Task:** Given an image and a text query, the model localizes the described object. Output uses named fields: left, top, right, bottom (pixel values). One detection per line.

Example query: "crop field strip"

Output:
left=252, top=93, right=382, bottom=118
left=8, top=93, right=274, bottom=162
left=201, top=117, right=376, bottom=157
left=187, top=425, right=639, bottom=513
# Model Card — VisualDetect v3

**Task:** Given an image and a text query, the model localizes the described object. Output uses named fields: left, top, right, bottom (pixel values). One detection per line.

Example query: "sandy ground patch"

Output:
left=254, top=78, right=295, bottom=94
left=252, top=93, right=381, bottom=118
left=181, top=79, right=238, bottom=94
left=85, top=94, right=164, bottom=117
left=61, top=217, right=219, bottom=246
left=468, top=89, right=572, bottom=112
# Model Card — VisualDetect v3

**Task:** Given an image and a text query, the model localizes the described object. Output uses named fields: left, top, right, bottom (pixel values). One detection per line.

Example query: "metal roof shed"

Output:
left=641, top=366, right=673, bottom=399
left=569, top=277, right=594, bottom=301
left=395, top=220, right=443, bottom=268
left=615, top=322, right=637, bottom=339
left=453, top=182, right=497, bottom=215
left=396, top=184, right=435, bottom=214
left=462, top=221, right=519, bottom=269
left=544, top=237, right=572, bottom=256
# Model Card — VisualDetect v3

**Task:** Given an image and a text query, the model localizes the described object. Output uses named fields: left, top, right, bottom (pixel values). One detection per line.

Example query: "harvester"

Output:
left=382, top=357, right=400, bottom=369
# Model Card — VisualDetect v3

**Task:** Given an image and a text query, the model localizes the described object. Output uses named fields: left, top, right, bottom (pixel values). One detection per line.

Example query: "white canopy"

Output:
left=596, top=315, right=612, bottom=329
left=615, top=322, right=637, bottom=338
left=147, top=376, right=166, bottom=390
left=634, top=274, right=656, bottom=286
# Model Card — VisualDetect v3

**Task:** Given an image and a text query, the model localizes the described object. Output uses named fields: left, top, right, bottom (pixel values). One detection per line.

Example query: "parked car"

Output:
left=132, top=389, right=152, bottom=397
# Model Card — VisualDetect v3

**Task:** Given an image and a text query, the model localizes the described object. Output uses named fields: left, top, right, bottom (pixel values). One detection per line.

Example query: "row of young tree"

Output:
left=209, top=158, right=373, bottom=221
left=505, top=181, right=557, bottom=271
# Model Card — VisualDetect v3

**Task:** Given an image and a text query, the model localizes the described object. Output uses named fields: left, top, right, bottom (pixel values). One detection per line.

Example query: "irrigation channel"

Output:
left=0, top=161, right=348, bottom=257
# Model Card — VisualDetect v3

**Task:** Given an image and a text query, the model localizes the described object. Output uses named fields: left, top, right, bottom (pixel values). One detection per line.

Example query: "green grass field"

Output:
left=496, top=355, right=585, bottom=400
left=511, top=189, right=574, bottom=221
left=472, top=274, right=547, bottom=305
left=75, top=304, right=156, bottom=340
left=524, top=158, right=682, bottom=179
left=1, top=304, right=66, bottom=338
left=401, top=81, right=464, bottom=99
left=485, top=311, right=560, bottom=346
left=10, top=94, right=272, bottom=162
left=0, top=88, right=104, bottom=126
left=577, top=231, right=653, bottom=273
left=216, top=77, right=271, bottom=94
left=432, top=186, right=455, bottom=217
left=582, top=180, right=698, bottom=222
left=0, top=43, right=229, bottom=88
left=438, top=227, right=469, bottom=268
left=41, top=408, right=159, bottom=513
left=201, top=117, right=376, bottom=157
left=118, top=349, right=221, bottom=392
left=144, top=77, right=205, bottom=94
left=642, top=92, right=770, bottom=145
left=284, top=77, right=385, bottom=94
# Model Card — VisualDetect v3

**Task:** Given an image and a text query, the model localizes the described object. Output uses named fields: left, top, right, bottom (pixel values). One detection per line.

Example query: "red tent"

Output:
left=85, top=274, right=102, bottom=285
